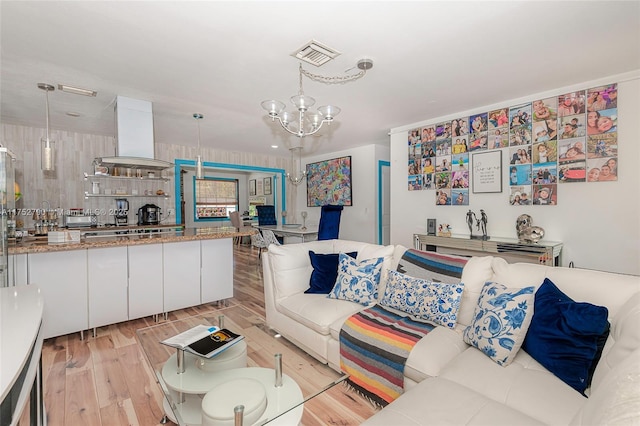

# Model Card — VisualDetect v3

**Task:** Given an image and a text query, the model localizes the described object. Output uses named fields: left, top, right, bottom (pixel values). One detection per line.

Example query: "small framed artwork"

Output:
left=256, top=178, right=263, bottom=196
left=472, top=150, right=502, bottom=193
left=249, top=179, right=256, bottom=196
left=263, top=177, right=272, bottom=195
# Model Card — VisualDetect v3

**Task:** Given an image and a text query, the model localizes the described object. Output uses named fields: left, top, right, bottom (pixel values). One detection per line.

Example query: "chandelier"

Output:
left=287, top=146, right=307, bottom=186
left=261, top=60, right=373, bottom=139
left=262, top=59, right=373, bottom=185
left=261, top=64, right=340, bottom=139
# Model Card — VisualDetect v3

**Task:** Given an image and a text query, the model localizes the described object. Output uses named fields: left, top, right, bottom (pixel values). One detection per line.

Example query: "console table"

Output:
left=414, top=234, right=562, bottom=266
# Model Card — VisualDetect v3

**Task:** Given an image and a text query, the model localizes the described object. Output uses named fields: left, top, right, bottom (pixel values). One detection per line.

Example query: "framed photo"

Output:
left=249, top=179, right=256, bottom=196
left=472, top=150, right=502, bottom=193
left=256, top=178, right=263, bottom=196
left=263, top=177, right=272, bottom=195
left=306, top=156, right=352, bottom=207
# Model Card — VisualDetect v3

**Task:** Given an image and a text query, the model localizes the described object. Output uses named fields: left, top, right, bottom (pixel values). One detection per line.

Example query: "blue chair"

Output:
left=256, top=205, right=277, bottom=226
left=318, top=205, right=343, bottom=240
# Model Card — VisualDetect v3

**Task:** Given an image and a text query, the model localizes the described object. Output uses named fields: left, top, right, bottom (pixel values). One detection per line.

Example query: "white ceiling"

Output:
left=1, top=1, right=639, bottom=157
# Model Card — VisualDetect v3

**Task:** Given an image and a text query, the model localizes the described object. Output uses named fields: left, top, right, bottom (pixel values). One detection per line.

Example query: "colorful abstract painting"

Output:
left=306, top=156, right=352, bottom=206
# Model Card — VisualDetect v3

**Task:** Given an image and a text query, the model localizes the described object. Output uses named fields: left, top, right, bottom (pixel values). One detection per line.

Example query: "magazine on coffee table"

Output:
left=161, top=324, right=244, bottom=358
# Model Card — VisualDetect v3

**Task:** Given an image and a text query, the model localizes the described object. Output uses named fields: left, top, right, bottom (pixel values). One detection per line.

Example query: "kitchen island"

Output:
left=8, top=226, right=257, bottom=339
left=9, top=225, right=256, bottom=254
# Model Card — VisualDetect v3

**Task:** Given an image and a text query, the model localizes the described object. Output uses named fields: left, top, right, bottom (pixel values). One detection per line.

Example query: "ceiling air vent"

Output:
left=291, top=40, right=341, bottom=67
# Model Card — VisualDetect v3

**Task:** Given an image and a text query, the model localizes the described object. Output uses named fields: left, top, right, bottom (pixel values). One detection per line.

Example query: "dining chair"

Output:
left=256, top=205, right=277, bottom=226
left=318, top=205, right=344, bottom=240
left=229, top=211, right=242, bottom=245
left=261, top=229, right=282, bottom=247
left=250, top=232, right=269, bottom=259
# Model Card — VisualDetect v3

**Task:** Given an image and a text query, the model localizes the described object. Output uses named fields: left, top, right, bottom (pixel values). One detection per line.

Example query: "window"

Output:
left=194, top=178, right=238, bottom=221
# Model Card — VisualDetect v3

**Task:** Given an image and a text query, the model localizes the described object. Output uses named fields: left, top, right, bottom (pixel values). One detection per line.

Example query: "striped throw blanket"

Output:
left=340, top=304, right=434, bottom=407
left=396, top=249, right=467, bottom=284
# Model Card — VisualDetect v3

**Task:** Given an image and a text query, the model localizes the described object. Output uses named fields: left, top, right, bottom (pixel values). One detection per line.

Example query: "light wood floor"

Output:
left=41, top=244, right=378, bottom=425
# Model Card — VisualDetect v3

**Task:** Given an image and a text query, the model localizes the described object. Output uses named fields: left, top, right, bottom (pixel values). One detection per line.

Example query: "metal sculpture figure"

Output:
left=467, top=209, right=489, bottom=239
left=466, top=210, right=477, bottom=237
left=478, top=209, right=488, bottom=238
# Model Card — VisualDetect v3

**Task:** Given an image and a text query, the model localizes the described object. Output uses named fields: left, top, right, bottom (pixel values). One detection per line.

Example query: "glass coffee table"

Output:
left=136, top=304, right=347, bottom=425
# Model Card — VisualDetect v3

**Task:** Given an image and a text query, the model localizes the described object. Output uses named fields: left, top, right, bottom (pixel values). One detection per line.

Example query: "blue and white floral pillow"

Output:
left=328, top=254, right=384, bottom=305
left=380, top=269, right=464, bottom=328
left=463, top=281, right=535, bottom=366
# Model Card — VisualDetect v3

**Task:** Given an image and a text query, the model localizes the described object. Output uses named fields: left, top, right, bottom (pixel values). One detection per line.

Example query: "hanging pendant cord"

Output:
left=45, top=89, right=51, bottom=142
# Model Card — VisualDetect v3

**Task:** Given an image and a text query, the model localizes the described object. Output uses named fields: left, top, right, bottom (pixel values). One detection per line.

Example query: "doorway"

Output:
left=173, top=159, right=286, bottom=226
left=378, top=160, right=390, bottom=245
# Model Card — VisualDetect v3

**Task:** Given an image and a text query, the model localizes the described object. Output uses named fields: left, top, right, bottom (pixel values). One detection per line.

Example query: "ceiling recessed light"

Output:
left=66, top=111, right=81, bottom=117
left=271, top=145, right=278, bottom=149
left=58, top=84, right=97, bottom=97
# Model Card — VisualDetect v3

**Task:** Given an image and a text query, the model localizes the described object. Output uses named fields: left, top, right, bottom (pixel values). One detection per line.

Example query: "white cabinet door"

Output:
left=28, top=250, right=88, bottom=339
left=163, top=240, right=201, bottom=313
left=87, top=246, right=128, bottom=329
left=9, top=253, right=28, bottom=286
left=201, top=238, right=233, bottom=303
left=128, top=243, right=163, bottom=320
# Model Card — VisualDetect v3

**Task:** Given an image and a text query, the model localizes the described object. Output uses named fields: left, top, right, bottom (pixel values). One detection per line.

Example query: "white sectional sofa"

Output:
left=262, top=239, right=640, bottom=425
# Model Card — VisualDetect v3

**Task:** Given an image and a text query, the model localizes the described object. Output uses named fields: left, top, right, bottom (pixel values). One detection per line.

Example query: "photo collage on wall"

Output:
left=406, top=83, right=618, bottom=206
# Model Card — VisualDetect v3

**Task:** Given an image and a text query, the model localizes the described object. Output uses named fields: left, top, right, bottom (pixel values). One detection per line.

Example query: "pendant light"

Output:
left=193, top=113, right=204, bottom=179
left=38, top=83, right=56, bottom=171
left=286, top=146, right=307, bottom=185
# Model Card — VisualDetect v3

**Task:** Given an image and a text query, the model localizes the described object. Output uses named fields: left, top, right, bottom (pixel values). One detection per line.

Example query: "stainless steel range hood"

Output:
left=95, top=96, right=173, bottom=170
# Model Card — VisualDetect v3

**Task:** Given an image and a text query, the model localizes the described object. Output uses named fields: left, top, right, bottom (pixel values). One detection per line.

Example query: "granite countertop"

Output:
left=9, top=226, right=257, bottom=254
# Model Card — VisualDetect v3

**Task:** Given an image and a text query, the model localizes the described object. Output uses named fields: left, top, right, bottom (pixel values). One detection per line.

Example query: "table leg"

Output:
left=176, top=348, right=185, bottom=374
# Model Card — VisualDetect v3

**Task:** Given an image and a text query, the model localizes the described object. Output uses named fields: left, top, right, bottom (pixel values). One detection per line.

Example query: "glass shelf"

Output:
left=84, top=192, right=170, bottom=199
left=84, top=173, right=169, bottom=182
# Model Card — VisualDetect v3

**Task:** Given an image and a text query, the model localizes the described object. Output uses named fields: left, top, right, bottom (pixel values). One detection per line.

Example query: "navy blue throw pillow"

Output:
left=523, top=278, right=610, bottom=395
left=305, top=251, right=357, bottom=294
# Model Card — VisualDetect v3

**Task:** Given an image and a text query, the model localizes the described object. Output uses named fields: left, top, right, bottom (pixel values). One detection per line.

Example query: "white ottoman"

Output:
left=196, top=340, right=247, bottom=373
left=201, top=378, right=267, bottom=426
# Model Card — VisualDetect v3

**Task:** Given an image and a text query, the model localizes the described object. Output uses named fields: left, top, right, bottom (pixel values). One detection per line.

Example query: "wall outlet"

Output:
left=167, top=208, right=175, bottom=216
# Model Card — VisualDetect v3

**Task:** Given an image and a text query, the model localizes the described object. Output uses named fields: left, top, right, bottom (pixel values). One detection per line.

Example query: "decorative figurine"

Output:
left=438, top=223, right=452, bottom=237
left=479, top=209, right=488, bottom=239
left=467, top=209, right=489, bottom=240
left=466, top=210, right=477, bottom=237
left=516, top=214, right=545, bottom=243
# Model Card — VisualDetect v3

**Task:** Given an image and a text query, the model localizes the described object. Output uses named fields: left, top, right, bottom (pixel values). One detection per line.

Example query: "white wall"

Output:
left=390, top=71, right=640, bottom=275
left=293, top=144, right=387, bottom=244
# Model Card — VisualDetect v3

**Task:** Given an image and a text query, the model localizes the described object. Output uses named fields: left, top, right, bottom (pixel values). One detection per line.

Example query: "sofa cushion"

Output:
left=463, top=281, right=535, bottom=366
left=457, top=256, right=496, bottom=327
left=361, top=375, right=545, bottom=426
left=523, top=278, right=610, bottom=395
left=277, top=292, right=363, bottom=336
left=438, top=347, right=586, bottom=425
left=403, top=326, right=469, bottom=383
left=591, top=290, right=640, bottom=391
left=328, top=254, right=384, bottom=305
left=268, top=240, right=337, bottom=300
left=380, top=269, right=464, bottom=328
left=569, top=348, right=640, bottom=426
left=305, top=251, right=357, bottom=294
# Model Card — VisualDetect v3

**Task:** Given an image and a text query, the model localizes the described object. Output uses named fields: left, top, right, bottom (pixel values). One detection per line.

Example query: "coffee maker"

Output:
left=115, top=198, right=129, bottom=226
left=137, top=203, right=161, bottom=226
